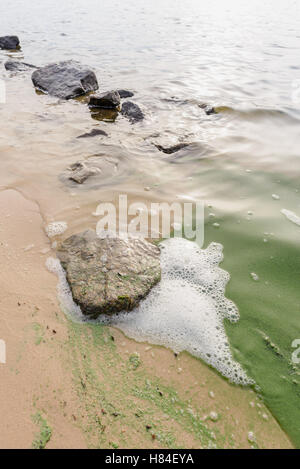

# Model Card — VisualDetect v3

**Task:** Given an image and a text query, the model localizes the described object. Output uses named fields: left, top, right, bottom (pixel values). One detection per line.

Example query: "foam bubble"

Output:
left=47, top=238, right=252, bottom=386
left=103, top=238, right=252, bottom=385
left=281, top=209, right=300, bottom=227
left=45, top=257, right=82, bottom=321
left=45, top=221, right=68, bottom=238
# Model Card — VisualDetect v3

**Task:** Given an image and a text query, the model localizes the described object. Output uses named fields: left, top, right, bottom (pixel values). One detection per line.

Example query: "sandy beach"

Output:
left=1, top=0, right=300, bottom=451
left=0, top=189, right=292, bottom=449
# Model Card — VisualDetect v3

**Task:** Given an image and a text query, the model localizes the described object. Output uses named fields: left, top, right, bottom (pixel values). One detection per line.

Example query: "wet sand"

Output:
left=0, top=189, right=292, bottom=448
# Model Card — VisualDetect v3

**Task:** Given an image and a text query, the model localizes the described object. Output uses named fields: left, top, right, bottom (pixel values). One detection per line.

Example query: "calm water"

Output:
left=1, top=0, right=300, bottom=446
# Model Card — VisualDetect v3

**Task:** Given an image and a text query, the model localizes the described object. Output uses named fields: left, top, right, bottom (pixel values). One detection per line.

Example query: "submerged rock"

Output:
left=63, top=156, right=117, bottom=184
left=204, top=106, right=216, bottom=116
left=67, top=161, right=99, bottom=184
left=91, top=108, right=119, bottom=123
left=155, top=143, right=189, bottom=154
left=121, top=101, right=144, bottom=123
left=89, top=90, right=121, bottom=109
left=117, top=89, right=134, bottom=99
left=31, top=60, right=98, bottom=99
left=57, top=230, right=161, bottom=318
left=198, top=104, right=217, bottom=115
left=77, top=129, right=108, bottom=139
left=0, top=36, right=20, bottom=50
left=5, top=60, right=36, bottom=72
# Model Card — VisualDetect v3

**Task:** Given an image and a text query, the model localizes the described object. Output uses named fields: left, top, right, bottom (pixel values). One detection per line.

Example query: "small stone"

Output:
left=5, top=60, right=36, bottom=72
left=77, top=129, right=108, bottom=139
left=121, top=101, right=144, bottom=123
left=0, top=36, right=20, bottom=50
left=209, top=411, right=219, bottom=422
left=117, top=90, right=134, bottom=98
left=89, top=91, right=121, bottom=109
left=62, top=156, right=117, bottom=185
left=155, top=143, right=189, bottom=154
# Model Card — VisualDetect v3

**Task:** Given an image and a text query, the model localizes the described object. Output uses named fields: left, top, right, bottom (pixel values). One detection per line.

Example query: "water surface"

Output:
left=1, top=0, right=300, bottom=447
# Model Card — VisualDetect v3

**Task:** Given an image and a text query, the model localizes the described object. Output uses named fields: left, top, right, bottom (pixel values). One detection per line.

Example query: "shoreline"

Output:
left=0, top=188, right=292, bottom=449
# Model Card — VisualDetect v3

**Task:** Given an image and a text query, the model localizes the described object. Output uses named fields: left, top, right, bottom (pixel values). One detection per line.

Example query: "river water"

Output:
left=1, top=0, right=300, bottom=447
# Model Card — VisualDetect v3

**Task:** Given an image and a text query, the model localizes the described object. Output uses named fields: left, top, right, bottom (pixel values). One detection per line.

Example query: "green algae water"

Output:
left=1, top=0, right=300, bottom=448
left=202, top=160, right=300, bottom=446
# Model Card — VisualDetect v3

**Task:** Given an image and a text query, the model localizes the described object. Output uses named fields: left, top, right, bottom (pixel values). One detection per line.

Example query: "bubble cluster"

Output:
left=103, top=238, right=252, bottom=385
left=47, top=237, right=253, bottom=386
left=45, top=257, right=82, bottom=321
left=45, top=221, right=68, bottom=238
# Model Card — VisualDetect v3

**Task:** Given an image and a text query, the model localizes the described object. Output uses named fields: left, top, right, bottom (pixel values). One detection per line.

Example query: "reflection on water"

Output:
left=0, top=0, right=299, bottom=228
left=1, top=0, right=300, bottom=446
left=91, top=108, right=119, bottom=122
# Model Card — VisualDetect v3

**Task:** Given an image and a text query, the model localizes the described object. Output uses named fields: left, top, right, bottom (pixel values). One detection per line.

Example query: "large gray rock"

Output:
left=5, top=60, right=36, bottom=72
left=57, top=230, right=161, bottom=318
left=121, top=101, right=144, bottom=123
left=31, top=60, right=98, bottom=99
left=0, top=36, right=20, bottom=50
left=89, top=90, right=121, bottom=109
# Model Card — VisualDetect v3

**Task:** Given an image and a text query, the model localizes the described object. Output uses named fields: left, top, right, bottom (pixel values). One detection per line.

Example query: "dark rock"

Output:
left=5, top=60, right=36, bottom=72
left=57, top=229, right=161, bottom=318
left=117, top=89, right=134, bottom=99
left=199, top=104, right=217, bottom=115
left=0, top=36, right=20, bottom=50
left=89, top=90, right=120, bottom=109
left=204, top=106, right=216, bottom=116
left=155, top=143, right=189, bottom=154
left=121, top=101, right=144, bottom=123
left=63, top=156, right=117, bottom=184
left=31, top=60, right=98, bottom=99
left=77, top=129, right=108, bottom=139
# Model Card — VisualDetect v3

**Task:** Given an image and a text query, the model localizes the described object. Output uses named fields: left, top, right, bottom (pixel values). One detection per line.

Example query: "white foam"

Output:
left=102, top=238, right=252, bottom=385
left=47, top=238, right=252, bottom=386
left=45, top=257, right=83, bottom=321
left=281, top=209, right=300, bottom=227
left=45, top=221, right=68, bottom=238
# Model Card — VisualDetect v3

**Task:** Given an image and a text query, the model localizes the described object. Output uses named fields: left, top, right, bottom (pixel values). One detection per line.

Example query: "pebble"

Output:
left=209, top=411, right=219, bottom=422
